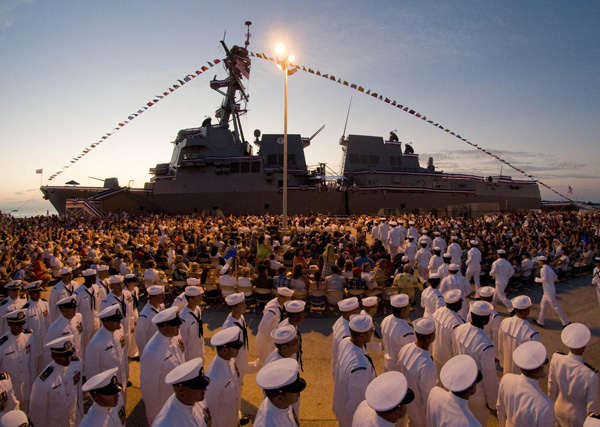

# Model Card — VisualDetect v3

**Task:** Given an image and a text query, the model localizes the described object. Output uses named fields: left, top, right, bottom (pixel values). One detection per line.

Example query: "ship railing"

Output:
left=88, top=186, right=128, bottom=201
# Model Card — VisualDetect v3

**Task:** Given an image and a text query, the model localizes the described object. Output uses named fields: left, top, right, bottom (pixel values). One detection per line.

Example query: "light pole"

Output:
left=275, top=44, right=296, bottom=233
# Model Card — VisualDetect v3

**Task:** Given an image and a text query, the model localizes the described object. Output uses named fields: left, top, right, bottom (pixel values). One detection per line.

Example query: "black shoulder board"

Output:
left=350, top=367, right=367, bottom=373
left=555, top=351, right=567, bottom=355
left=40, top=366, right=53, bottom=381
left=0, top=336, right=7, bottom=346
left=452, top=323, right=461, bottom=329
left=482, top=344, right=494, bottom=352
left=584, top=362, right=598, bottom=373
left=71, top=356, right=79, bottom=361
left=0, top=300, right=7, bottom=307
left=0, top=373, right=8, bottom=381
left=139, top=314, right=147, bottom=318
left=23, top=329, right=33, bottom=334
left=531, top=331, right=540, bottom=338
left=42, top=298, right=48, bottom=302
left=23, top=302, right=30, bottom=309
left=403, top=332, right=415, bottom=338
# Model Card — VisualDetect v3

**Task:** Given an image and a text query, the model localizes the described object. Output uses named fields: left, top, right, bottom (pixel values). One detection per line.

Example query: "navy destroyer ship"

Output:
left=41, top=25, right=541, bottom=218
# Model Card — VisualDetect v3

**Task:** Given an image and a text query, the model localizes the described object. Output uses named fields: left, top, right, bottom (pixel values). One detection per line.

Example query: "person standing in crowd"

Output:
left=421, top=273, right=444, bottom=318
left=22, top=281, right=50, bottom=375
left=592, top=257, right=600, bottom=309
left=256, top=287, right=293, bottom=366
left=465, top=240, right=482, bottom=292
left=101, top=275, right=136, bottom=361
left=447, top=235, right=462, bottom=266
left=469, top=286, right=501, bottom=360
left=415, top=241, right=432, bottom=283
left=96, top=265, right=111, bottom=302
left=431, top=289, right=464, bottom=373
left=45, top=296, right=82, bottom=364
left=264, top=325, right=300, bottom=365
left=134, top=285, right=165, bottom=354
left=0, top=282, right=26, bottom=338
left=381, top=294, right=415, bottom=372
left=79, top=368, right=126, bottom=427
left=331, top=298, right=361, bottom=381
left=490, top=250, right=515, bottom=315
left=548, top=323, right=599, bottom=426
left=440, top=263, right=472, bottom=320
left=179, top=286, right=205, bottom=362
left=534, top=255, right=570, bottom=328
left=223, top=292, right=256, bottom=377
left=48, top=267, right=78, bottom=323
left=73, top=268, right=100, bottom=359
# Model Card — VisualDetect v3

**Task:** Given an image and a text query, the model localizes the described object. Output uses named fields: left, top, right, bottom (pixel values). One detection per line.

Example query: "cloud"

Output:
left=0, top=0, right=35, bottom=31
left=14, top=188, right=38, bottom=195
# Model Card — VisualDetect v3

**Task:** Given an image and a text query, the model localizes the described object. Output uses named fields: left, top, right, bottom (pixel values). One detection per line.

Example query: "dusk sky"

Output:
left=1, top=1, right=599, bottom=214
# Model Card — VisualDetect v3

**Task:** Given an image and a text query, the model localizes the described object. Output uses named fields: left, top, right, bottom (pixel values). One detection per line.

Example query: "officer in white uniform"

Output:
left=497, top=295, right=541, bottom=374
left=397, top=317, right=437, bottom=427
left=0, top=282, right=26, bottom=338
left=431, top=289, right=464, bottom=373
left=22, top=281, right=50, bottom=375
left=352, top=371, right=414, bottom=426
left=254, top=358, right=306, bottom=427
left=427, top=354, right=482, bottom=427
left=140, top=306, right=185, bottom=425
left=332, top=298, right=361, bottom=380
left=179, top=286, right=205, bottom=362
left=134, top=285, right=164, bottom=354
left=45, top=296, right=83, bottom=364
left=0, top=310, right=34, bottom=411
left=153, top=358, right=211, bottom=427
left=85, top=304, right=128, bottom=395
left=421, top=274, right=445, bottom=318
left=381, top=294, right=415, bottom=372
left=592, top=257, right=600, bottom=308
left=100, top=275, right=136, bottom=361
left=490, top=250, right=515, bottom=315
left=468, top=286, right=501, bottom=361
left=440, top=264, right=472, bottom=320
left=80, top=368, right=126, bottom=427
left=333, top=314, right=377, bottom=427
left=0, top=372, right=19, bottom=417
left=0, top=410, right=29, bottom=427
left=548, top=323, right=599, bottom=426
left=223, top=292, right=256, bottom=378
left=465, top=240, right=482, bottom=292
left=264, top=325, right=300, bottom=365
left=204, top=326, right=244, bottom=427
left=73, top=268, right=100, bottom=358
left=48, top=267, right=78, bottom=323
left=534, top=256, right=570, bottom=327
left=497, top=341, right=556, bottom=426
left=256, top=287, right=293, bottom=366
left=29, top=335, right=83, bottom=427
left=453, top=301, right=498, bottom=426
left=446, top=235, right=462, bottom=266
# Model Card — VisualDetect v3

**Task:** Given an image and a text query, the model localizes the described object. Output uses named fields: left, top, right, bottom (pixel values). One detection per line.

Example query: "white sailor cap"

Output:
left=147, top=285, right=165, bottom=296
left=277, top=287, right=294, bottom=297
left=82, top=268, right=96, bottom=277
left=497, top=249, right=507, bottom=255
left=512, top=295, right=532, bottom=310
left=349, top=314, right=373, bottom=333
left=440, top=355, right=479, bottom=392
left=96, top=304, right=123, bottom=320
left=56, top=295, right=77, bottom=308
left=82, top=367, right=123, bottom=394
left=109, top=275, right=123, bottom=284
left=389, top=221, right=397, bottom=226
left=60, top=267, right=72, bottom=275
left=538, top=255, right=547, bottom=261
left=271, top=325, right=297, bottom=344
left=470, top=301, right=493, bottom=316
left=433, top=246, right=441, bottom=251
left=365, top=371, right=414, bottom=411
left=434, top=231, right=441, bottom=236
left=449, top=263, right=460, bottom=271
left=451, top=235, right=458, bottom=241
left=124, top=273, right=136, bottom=280
left=477, top=286, right=495, bottom=298
left=428, top=273, right=441, bottom=280
left=422, top=229, right=428, bottom=234
left=210, top=326, right=243, bottom=348
left=470, top=239, right=478, bottom=245
left=442, top=254, right=452, bottom=260
left=413, top=317, right=435, bottom=335
left=0, top=410, right=29, bottom=427
left=97, top=265, right=109, bottom=272
left=187, top=277, right=200, bottom=286
left=165, top=357, right=210, bottom=389
left=408, top=221, right=415, bottom=225
left=46, top=335, right=75, bottom=355
left=561, top=323, right=591, bottom=349
left=391, top=294, right=410, bottom=308
left=595, top=257, right=600, bottom=263
left=338, top=297, right=360, bottom=312
left=513, top=341, right=547, bottom=370
left=24, top=280, right=43, bottom=292
left=152, top=306, right=182, bottom=326
left=584, top=414, right=600, bottom=426
left=256, top=358, right=306, bottom=393
left=444, top=289, right=462, bottom=304
left=401, top=256, right=409, bottom=263
left=284, top=300, right=305, bottom=314
left=273, top=240, right=281, bottom=247
left=185, top=286, right=202, bottom=297
left=361, top=296, right=378, bottom=307
left=4, top=309, right=26, bottom=324
left=225, top=293, right=245, bottom=306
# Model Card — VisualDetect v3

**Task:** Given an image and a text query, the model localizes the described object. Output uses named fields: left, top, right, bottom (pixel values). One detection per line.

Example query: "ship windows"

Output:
left=241, top=162, right=250, bottom=173
left=369, top=155, right=379, bottom=164
left=349, top=154, right=360, bottom=163
left=267, top=154, right=277, bottom=165
left=251, top=161, right=261, bottom=173
left=361, top=155, right=368, bottom=164
left=231, top=162, right=240, bottom=173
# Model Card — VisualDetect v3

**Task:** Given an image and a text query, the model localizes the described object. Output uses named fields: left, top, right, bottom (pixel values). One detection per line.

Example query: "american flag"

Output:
left=234, top=56, right=251, bottom=79
left=567, top=185, right=573, bottom=194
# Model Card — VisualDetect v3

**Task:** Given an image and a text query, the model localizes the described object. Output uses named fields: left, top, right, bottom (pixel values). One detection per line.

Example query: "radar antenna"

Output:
left=339, top=95, right=353, bottom=175
left=244, top=21, right=252, bottom=49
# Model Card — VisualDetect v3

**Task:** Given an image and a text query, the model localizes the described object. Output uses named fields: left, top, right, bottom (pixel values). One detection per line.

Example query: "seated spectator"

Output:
left=171, top=258, right=190, bottom=281
left=325, top=265, right=345, bottom=291
left=393, top=264, right=420, bottom=299
left=293, top=248, right=309, bottom=269
left=290, top=264, right=310, bottom=292
left=372, top=258, right=390, bottom=288
left=347, top=267, right=367, bottom=290
left=237, top=267, right=253, bottom=294
left=342, top=260, right=354, bottom=281
left=361, top=263, right=378, bottom=289
left=253, top=265, right=274, bottom=289
left=273, top=266, right=292, bottom=289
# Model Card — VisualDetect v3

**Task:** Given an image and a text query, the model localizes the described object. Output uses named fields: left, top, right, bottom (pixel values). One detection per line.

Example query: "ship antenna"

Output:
left=342, top=95, right=352, bottom=139
left=244, top=21, right=252, bottom=48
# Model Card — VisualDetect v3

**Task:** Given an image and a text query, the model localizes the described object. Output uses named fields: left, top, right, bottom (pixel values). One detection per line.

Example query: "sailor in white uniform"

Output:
left=73, top=268, right=100, bottom=359
left=490, top=250, right=515, bottom=315
left=592, top=257, right=600, bottom=308
left=446, top=235, right=463, bottom=266
left=404, top=236, right=418, bottom=268
left=421, top=274, right=444, bottom=318
left=223, top=292, right=256, bottom=378
left=134, top=285, right=164, bottom=354
left=264, top=325, right=300, bottom=366
left=255, top=287, right=293, bottom=366
left=427, top=354, right=482, bottom=427
left=465, top=240, right=482, bottom=292
left=0, top=281, right=26, bottom=338
left=22, top=281, right=50, bottom=375
left=431, top=289, right=464, bottom=373
left=497, top=340, right=556, bottom=427
left=428, top=246, right=444, bottom=276
left=48, top=267, right=79, bottom=323
left=331, top=298, right=361, bottom=380
left=45, top=296, right=82, bottom=365
left=548, top=323, right=599, bottom=427
left=100, top=275, right=136, bottom=361
left=254, top=358, right=306, bottom=427
left=467, top=286, right=501, bottom=361
left=380, top=294, right=415, bottom=372
left=0, top=372, right=19, bottom=418
left=152, top=358, right=211, bottom=427
left=432, top=231, right=447, bottom=254
left=397, top=318, right=437, bottom=427
left=80, top=368, right=126, bottom=427
left=534, top=256, right=570, bottom=327
left=440, top=264, right=472, bottom=320
left=352, top=371, right=414, bottom=426
left=96, top=265, right=111, bottom=302
left=179, top=286, right=205, bottom=361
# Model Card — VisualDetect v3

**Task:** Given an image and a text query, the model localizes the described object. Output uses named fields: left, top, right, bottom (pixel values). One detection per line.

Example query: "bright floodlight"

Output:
left=275, top=44, right=285, bottom=55
left=288, top=55, right=295, bottom=63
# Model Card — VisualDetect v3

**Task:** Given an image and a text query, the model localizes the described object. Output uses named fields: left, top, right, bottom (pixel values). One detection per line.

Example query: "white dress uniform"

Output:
left=45, top=314, right=83, bottom=364
left=490, top=258, right=515, bottom=312
left=428, top=254, right=444, bottom=276
left=380, top=314, right=415, bottom=372
left=548, top=351, right=599, bottom=427
left=404, top=241, right=418, bottom=267
left=465, top=247, right=482, bottom=290
left=407, top=226, right=420, bottom=241
left=497, top=317, right=540, bottom=374
left=264, top=348, right=284, bottom=365
left=438, top=263, right=450, bottom=280
left=84, top=326, right=128, bottom=387
left=535, top=264, right=569, bottom=326
left=592, top=265, right=600, bottom=308
left=427, top=386, right=481, bottom=427
left=204, top=355, right=241, bottom=427
left=96, top=278, right=111, bottom=303
left=100, top=290, right=136, bottom=357
left=0, top=330, right=34, bottom=406
left=431, top=307, right=463, bottom=372
left=415, top=247, right=432, bottom=281
left=152, top=393, right=210, bottom=427
left=453, top=323, right=498, bottom=426
left=222, top=314, right=250, bottom=377
left=79, top=393, right=126, bottom=427
left=447, top=242, right=463, bottom=266
left=0, top=297, right=26, bottom=337
left=73, top=284, right=101, bottom=357
left=332, top=337, right=377, bottom=427
left=467, top=308, right=501, bottom=361
left=331, top=317, right=351, bottom=379
left=256, top=298, right=284, bottom=364
left=351, top=399, right=394, bottom=426
left=23, top=299, right=51, bottom=374
left=140, top=333, right=185, bottom=425
left=418, top=234, right=432, bottom=249
left=0, top=373, right=19, bottom=417
left=179, top=306, right=205, bottom=362
left=421, top=286, right=444, bottom=318
left=440, top=273, right=472, bottom=320
left=254, top=398, right=298, bottom=427
left=48, top=280, right=78, bottom=323
left=134, top=302, right=163, bottom=354
left=29, top=360, right=83, bottom=427
left=388, top=227, right=403, bottom=255
left=397, top=343, right=437, bottom=427
left=433, top=236, right=447, bottom=253
left=497, top=373, right=556, bottom=427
